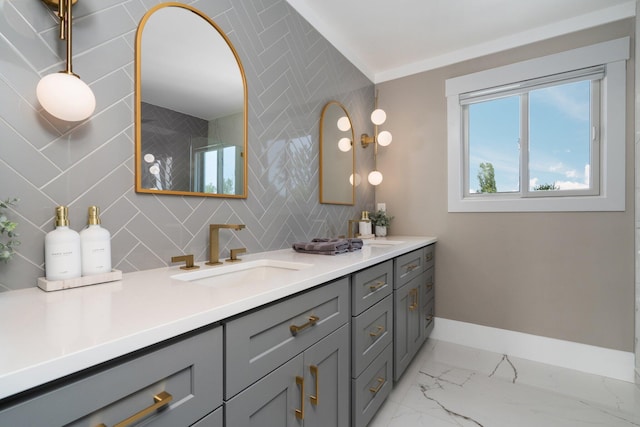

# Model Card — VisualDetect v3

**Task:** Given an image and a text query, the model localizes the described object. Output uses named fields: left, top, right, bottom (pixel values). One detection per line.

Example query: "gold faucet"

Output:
left=227, top=247, right=247, bottom=262
left=348, top=219, right=360, bottom=238
left=171, top=254, right=199, bottom=270
left=207, top=224, right=246, bottom=265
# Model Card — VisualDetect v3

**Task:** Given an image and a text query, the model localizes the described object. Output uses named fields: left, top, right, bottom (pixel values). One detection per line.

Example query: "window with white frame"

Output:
left=446, top=37, right=629, bottom=212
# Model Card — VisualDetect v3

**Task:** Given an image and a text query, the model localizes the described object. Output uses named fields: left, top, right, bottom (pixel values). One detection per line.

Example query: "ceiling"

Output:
left=285, top=0, right=636, bottom=83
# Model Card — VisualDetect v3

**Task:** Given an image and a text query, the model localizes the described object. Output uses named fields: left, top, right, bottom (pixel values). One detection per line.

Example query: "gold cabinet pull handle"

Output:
left=310, top=365, right=319, bottom=405
left=426, top=282, right=434, bottom=291
left=290, top=315, right=320, bottom=335
left=369, top=280, right=386, bottom=292
left=425, top=252, right=434, bottom=262
left=96, top=391, right=173, bottom=427
left=295, top=376, right=305, bottom=419
left=406, top=263, right=418, bottom=272
left=369, top=377, right=385, bottom=394
left=409, top=288, right=418, bottom=311
left=369, top=325, right=384, bottom=338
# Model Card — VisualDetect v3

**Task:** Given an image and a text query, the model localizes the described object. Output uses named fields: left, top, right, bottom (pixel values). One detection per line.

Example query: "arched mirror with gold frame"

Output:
left=135, top=3, right=248, bottom=198
left=319, top=101, right=355, bottom=205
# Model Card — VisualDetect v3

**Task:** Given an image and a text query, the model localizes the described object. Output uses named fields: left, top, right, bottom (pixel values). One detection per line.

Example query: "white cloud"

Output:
left=565, top=169, right=577, bottom=178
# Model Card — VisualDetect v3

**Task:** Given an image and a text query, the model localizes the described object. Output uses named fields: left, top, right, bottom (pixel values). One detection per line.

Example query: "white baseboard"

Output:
left=430, top=317, right=635, bottom=383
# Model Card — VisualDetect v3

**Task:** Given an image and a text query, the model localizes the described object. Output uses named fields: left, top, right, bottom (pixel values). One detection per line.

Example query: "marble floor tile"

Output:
left=369, top=339, right=640, bottom=427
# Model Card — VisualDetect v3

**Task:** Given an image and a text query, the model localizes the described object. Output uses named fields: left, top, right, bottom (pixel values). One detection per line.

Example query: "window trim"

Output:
left=446, top=37, right=629, bottom=212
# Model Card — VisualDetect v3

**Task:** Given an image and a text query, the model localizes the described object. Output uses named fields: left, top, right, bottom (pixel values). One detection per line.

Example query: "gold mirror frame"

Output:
left=319, top=101, right=356, bottom=205
left=134, top=2, right=248, bottom=198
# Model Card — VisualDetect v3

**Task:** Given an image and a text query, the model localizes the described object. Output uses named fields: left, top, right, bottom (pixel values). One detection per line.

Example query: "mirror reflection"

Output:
left=320, top=101, right=355, bottom=205
left=135, top=3, right=248, bottom=198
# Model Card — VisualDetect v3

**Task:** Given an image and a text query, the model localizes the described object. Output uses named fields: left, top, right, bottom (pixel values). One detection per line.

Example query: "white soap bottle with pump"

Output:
left=45, top=206, right=81, bottom=281
left=80, top=206, right=111, bottom=276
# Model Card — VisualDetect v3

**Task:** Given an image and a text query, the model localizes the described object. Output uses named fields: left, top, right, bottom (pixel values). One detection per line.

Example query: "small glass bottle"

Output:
left=80, top=206, right=112, bottom=276
left=45, top=206, right=81, bottom=281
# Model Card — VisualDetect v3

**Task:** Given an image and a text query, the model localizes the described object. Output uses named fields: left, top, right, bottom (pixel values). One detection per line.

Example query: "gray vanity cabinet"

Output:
left=225, top=277, right=351, bottom=426
left=0, top=326, right=223, bottom=427
left=393, top=244, right=435, bottom=381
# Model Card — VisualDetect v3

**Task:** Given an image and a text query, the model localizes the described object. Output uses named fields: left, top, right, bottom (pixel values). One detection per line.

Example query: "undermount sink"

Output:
left=171, top=259, right=314, bottom=287
left=363, top=239, right=405, bottom=246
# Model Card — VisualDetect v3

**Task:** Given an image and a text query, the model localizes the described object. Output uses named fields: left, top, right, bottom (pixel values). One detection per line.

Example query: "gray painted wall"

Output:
left=0, top=0, right=375, bottom=291
left=376, top=20, right=635, bottom=352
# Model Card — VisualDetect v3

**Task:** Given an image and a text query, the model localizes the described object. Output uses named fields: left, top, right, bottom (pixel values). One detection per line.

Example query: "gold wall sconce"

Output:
left=361, top=91, right=392, bottom=185
left=37, top=0, right=96, bottom=122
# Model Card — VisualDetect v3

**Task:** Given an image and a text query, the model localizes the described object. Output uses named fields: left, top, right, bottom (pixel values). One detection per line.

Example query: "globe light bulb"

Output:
left=350, top=173, right=361, bottom=186
left=371, top=108, right=386, bottom=125
left=143, top=153, right=155, bottom=163
left=149, top=165, right=160, bottom=175
left=337, top=116, right=351, bottom=131
left=368, top=170, right=383, bottom=186
left=377, top=130, right=392, bottom=146
left=37, top=72, right=96, bottom=122
left=338, top=137, right=352, bottom=152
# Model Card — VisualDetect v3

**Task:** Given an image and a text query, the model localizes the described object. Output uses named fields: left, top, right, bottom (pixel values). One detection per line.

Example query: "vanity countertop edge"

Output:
left=0, top=236, right=436, bottom=401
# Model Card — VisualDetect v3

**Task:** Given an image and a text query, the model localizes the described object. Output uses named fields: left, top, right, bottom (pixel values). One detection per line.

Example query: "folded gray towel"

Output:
left=348, top=238, right=363, bottom=251
left=293, top=238, right=349, bottom=255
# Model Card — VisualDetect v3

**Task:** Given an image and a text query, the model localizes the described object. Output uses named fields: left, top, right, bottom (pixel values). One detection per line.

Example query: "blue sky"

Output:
left=468, top=80, right=591, bottom=193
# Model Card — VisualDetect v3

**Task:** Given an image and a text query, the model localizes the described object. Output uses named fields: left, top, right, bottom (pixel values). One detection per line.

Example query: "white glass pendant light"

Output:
left=377, top=130, right=392, bottom=146
left=370, top=108, right=386, bottom=125
left=37, top=0, right=96, bottom=122
left=368, top=170, right=383, bottom=186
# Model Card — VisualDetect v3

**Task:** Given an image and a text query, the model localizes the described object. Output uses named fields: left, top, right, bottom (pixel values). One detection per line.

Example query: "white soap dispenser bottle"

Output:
left=80, top=206, right=112, bottom=276
left=45, top=206, right=81, bottom=281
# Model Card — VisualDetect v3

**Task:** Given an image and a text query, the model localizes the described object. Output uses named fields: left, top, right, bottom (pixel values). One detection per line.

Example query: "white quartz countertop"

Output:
left=0, top=236, right=436, bottom=400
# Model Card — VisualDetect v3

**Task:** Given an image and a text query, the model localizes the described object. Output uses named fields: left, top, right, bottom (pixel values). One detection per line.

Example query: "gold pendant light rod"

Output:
left=37, top=0, right=96, bottom=122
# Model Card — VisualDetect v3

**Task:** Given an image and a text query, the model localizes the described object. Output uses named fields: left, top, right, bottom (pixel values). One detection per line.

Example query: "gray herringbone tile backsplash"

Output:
left=0, top=0, right=375, bottom=291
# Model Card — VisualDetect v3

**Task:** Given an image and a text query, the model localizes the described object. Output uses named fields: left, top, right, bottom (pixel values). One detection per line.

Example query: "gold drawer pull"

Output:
left=290, top=315, right=320, bottom=335
left=369, top=280, right=386, bottom=291
left=425, top=252, right=434, bottom=261
left=426, top=282, right=434, bottom=290
left=369, top=325, right=384, bottom=338
left=409, top=288, right=418, bottom=311
left=369, top=377, right=385, bottom=394
left=310, top=365, right=319, bottom=405
left=426, top=314, right=434, bottom=323
left=406, top=263, right=419, bottom=272
left=96, top=391, right=173, bottom=427
left=296, top=376, right=305, bottom=419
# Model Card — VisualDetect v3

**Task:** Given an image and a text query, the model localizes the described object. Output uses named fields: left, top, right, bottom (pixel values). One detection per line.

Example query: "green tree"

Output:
left=223, top=178, right=234, bottom=194
left=533, top=182, right=559, bottom=191
left=477, top=162, right=497, bottom=193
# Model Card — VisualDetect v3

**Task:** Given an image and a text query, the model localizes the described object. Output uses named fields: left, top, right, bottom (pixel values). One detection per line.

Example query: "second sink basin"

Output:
left=172, top=259, right=314, bottom=287
left=363, top=239, right=405, bottom=247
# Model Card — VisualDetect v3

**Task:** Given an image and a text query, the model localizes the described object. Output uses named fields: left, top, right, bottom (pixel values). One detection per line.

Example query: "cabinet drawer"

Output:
left=352, top=260, right=393, bottom=315
left=422, top=266, right=434, bottom=302
left=352, top=295, right=393, bottom=377
left=226, top=277, right=350, bottom=398
left=394, top=248, right=424, bottom=289
left=0, top=327, right=222, bottom=427
left=423, top=244, right=435, bottom=270
left=352, top=343, right=393, bottom=427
